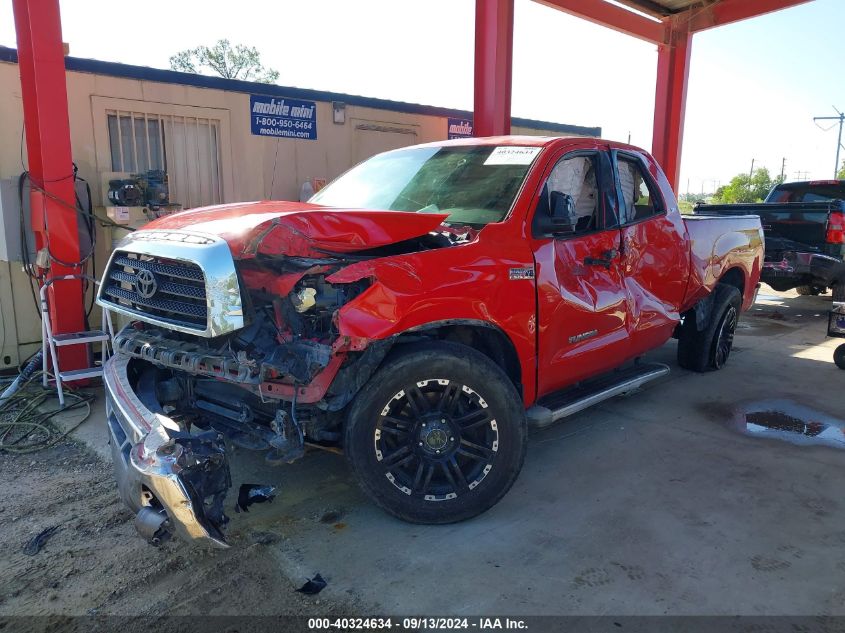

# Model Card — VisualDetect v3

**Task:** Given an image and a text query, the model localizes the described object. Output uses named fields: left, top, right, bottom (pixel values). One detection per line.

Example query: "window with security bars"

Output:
left=107, top=111, right=223, bottom=208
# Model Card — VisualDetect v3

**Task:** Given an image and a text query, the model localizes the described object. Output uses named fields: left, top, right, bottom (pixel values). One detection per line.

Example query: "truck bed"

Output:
left=682, top=213, right=765, bottom=311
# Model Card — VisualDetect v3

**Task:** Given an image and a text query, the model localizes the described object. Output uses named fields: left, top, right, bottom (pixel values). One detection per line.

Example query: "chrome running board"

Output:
left=526, top=362, right=670, bottom=429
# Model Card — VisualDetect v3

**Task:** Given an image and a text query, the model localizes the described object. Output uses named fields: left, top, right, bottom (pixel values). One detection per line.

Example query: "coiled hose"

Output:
left=0, top=351, right=95, bottom=454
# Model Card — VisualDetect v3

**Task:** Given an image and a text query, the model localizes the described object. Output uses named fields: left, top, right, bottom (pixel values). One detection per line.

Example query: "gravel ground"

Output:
left=0, top=438, right=363, bottom=625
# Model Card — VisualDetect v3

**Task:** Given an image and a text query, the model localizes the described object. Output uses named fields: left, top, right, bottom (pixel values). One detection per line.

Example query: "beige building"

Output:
left=0, top=45, right=600, bottom=369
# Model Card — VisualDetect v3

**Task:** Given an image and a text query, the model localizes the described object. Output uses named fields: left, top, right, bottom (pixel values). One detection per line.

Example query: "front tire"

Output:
left=344, top=341, right=527, bottom=524
left=677, top=284, right=742, bottom=372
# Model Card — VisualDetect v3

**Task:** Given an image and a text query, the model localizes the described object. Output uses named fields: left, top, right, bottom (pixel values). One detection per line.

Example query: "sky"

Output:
left=1, top=0, right=843, bottom=195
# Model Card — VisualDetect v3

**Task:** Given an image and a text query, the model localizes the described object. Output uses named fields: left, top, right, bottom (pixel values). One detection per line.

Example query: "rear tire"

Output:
left=834, top=345, right=845, bottom=371
left=344, top=341, right=527, bottom=524
left=833, top=284, right=845, bottom=303
left=677, top=284, right=742, bottom=372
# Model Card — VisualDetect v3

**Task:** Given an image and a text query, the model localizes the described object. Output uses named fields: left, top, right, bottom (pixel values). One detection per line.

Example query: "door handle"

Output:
left=584, top=249, right=619, bottom=269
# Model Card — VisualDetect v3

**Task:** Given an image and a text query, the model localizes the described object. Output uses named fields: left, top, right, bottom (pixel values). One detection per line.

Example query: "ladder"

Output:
left=41, top=274, right=115, bottom=406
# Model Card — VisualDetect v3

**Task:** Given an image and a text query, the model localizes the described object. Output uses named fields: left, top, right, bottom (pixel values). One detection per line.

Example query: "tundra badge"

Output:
left=569, top=329, right=598, bottom=344
left=509, top=267, right=535, bottom=280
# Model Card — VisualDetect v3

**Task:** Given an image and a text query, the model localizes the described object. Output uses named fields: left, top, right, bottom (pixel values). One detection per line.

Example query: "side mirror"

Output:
left=535, top=190, right=577, bottom=236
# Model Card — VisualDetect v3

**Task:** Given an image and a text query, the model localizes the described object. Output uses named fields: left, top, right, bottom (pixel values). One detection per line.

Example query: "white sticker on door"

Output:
left=484, top=146, right=542, bottom=166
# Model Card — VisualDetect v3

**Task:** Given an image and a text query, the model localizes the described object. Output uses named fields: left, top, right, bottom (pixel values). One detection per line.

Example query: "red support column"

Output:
left=651, top=24, right=692, bottom=193
left=13, top=0, right=87, bottom=372
left=474, top=0, right=514, bottom=137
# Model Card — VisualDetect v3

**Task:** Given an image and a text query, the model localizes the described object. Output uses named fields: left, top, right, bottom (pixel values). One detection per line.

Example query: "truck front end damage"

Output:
left=97, top=209, right=457, bottom=546
left=105, top=355, right=231, bottom=546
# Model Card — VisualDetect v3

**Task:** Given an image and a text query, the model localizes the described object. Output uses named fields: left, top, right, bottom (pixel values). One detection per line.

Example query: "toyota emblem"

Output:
left=134, top=269, right=158, bottom=299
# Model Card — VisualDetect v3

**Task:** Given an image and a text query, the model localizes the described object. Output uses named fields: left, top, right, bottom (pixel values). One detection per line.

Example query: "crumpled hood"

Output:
left=143, top=200, right=449, bottom=259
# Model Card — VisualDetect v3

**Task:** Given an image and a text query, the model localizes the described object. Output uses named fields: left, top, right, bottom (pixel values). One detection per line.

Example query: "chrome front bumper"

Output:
left=104, top=354, right=230, bottom=547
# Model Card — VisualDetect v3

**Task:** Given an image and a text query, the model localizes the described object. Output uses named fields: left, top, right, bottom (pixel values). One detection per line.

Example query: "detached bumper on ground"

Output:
left=104, top=355, right=231, bottom=548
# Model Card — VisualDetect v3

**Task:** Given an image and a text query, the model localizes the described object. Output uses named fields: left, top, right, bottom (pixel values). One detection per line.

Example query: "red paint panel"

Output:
left=145, top=201, right=448, bottom=259
left=533, top=232, right=630, bottom=394
left=327, top=223, right=539, bottom=404
left=474, top=0, right=514, bottom=137
left=683, top=218, right=764, bottom=312
left=622, top=216, right=689, bottom=355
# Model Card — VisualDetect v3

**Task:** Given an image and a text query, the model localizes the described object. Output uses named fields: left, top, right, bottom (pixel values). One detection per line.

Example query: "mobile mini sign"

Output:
left=250, top=95, right=317, bottom=140
left=447, top=117, right=473, bottom=140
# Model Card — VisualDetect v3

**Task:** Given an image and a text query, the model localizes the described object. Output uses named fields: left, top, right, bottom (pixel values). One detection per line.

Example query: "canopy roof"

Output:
left=535, top=0, right=812, bottom=43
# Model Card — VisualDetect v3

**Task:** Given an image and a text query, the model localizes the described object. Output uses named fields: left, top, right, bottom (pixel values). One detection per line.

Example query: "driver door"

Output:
left=532, top=148, right=630, bottom=396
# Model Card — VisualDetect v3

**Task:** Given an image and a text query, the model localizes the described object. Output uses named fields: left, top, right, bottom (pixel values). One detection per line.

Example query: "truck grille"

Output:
left=100, top=251, right=208, bottom=330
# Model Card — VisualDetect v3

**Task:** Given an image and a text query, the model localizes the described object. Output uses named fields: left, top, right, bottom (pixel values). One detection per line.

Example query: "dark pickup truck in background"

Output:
left=698, top=180, right=845, bottom=300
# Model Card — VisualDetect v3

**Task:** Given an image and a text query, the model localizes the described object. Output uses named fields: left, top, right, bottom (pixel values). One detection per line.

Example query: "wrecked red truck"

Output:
left=97, top=137, right=764, bottom=546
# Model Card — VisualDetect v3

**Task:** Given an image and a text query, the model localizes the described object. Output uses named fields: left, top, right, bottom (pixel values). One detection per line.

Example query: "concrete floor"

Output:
left=63, top=288, right=845, bottom=615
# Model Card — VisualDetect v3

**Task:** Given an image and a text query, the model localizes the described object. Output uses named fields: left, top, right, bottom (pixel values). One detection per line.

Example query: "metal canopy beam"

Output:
left=684, top=0, right=813, bottom=33
left=533, top=0, right=666, bottom=44
left=474, top=0, right=515, bottom=137
left=12, top=0, right=87, bottom=372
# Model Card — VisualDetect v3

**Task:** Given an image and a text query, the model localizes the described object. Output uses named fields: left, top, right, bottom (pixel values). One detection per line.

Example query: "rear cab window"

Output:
left=615, top=154, right=665, bottom=224
left=766, top=182, right=845, bottom=202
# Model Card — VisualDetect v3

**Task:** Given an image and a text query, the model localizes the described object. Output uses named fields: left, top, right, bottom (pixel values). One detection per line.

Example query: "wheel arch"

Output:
left=324, top=320, right=525, bottom=412
left=392, top=320, right=524, bottom=397
left=684, top=277, right=743, bottom=333
left=718, top=266, right=745, bottom=297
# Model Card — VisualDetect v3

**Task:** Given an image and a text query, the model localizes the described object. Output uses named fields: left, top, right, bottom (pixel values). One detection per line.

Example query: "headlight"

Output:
left=292, top=287, right=317, bottom=313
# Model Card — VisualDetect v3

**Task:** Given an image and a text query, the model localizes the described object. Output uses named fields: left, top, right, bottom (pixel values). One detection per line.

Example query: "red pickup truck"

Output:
left=97, top=137, right=763, bottom=546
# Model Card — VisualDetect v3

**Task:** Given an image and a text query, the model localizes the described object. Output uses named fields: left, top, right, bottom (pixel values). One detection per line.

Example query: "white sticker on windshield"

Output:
left=484, top=146, right=542, bottom=166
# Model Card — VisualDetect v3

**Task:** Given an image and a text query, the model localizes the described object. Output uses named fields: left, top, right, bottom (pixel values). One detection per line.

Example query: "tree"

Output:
left=837, top=160, right=845, bottom=180
left=712, top=167, right=784, bottom=204
left=170, top=39, right=279, bottom=84
left=680, top=192, right=706, bottom=205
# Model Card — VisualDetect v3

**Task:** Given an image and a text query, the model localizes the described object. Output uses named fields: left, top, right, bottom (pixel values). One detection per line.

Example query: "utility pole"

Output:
left=780, top=157, right=786, bottom=181
left=749, top=159, right=755, bottom=180
left=814, top=107, right=845, bottom=178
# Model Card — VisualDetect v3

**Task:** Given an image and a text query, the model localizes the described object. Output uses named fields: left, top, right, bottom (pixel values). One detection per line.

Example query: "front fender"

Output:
left=327, top=242, right=539, bottom=403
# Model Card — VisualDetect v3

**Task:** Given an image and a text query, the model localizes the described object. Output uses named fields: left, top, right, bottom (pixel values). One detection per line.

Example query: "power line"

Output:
left=814, top=107, right=845, bottom=178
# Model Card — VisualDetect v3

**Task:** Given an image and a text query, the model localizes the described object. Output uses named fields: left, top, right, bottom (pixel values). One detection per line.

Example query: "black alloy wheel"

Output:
left=713, top=304, right=738, bottom=369
left=375, top=378, right=498, bottom=501
left=344, top=341, right=527, bottom=524
left=677, top=283, right=742, bottom=372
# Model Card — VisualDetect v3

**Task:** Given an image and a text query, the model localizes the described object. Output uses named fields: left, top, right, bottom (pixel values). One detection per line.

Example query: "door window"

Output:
left=545, top=154, right=601, bottom=234
left=617, top=156, right=662, bottom=224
